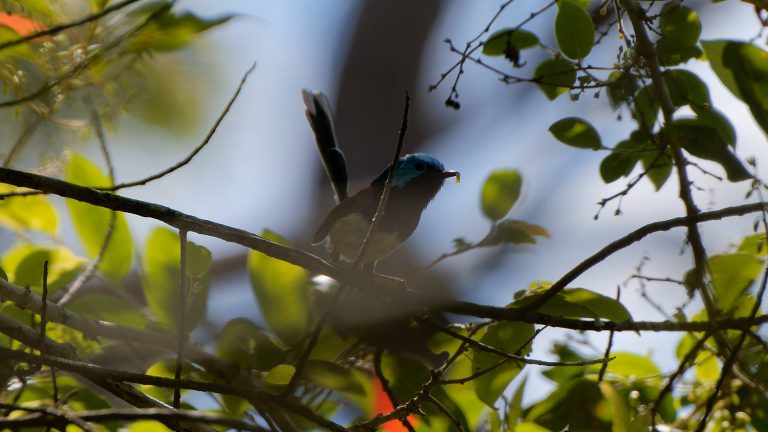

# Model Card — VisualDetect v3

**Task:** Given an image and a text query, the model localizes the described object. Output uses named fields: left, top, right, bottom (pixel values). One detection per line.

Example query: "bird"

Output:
left=301, top=89, right=459, bottom=264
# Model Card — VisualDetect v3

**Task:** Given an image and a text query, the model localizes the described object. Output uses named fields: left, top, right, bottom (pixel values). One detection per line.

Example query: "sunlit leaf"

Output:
left=534, top=58, right=576, bottom=100
left=248, top=230, right=309, bottom=346
left=65, top=152, right=133, bottom=282
left=141, top=227, right=211, bottom=332
left=265, top=364, right=296, bottom=387
left=549, top=117, right=602, bottom=150
left=0, top=185, right=57, bottom=235
left=555, top=0, right=594, bottom=60
left=2, top=244, right=85, bottom=294
left=709, top=253, right=763, bottom=313
left=600, top=352, right=660, bottom=379
left=481, top=169, right=522, bottom=221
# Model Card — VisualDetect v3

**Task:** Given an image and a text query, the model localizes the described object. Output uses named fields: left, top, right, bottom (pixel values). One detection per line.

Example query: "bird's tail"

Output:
left=301, top=89, right=349, bottom=203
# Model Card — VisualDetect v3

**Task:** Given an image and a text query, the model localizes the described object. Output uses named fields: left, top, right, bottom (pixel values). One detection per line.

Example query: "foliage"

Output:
left=0, top=1, right=766, bottom=432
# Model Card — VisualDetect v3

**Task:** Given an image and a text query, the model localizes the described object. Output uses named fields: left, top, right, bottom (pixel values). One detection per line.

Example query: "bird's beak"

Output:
left=441, top=170, right=460, bottom=183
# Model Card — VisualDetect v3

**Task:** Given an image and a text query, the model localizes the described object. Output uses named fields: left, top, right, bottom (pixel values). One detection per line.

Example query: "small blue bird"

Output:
left=302, top=89, right=459, bottom=264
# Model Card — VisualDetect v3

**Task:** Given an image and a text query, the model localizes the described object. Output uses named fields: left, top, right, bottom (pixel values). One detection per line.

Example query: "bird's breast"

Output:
left=329, top=213, right=404, bottom=263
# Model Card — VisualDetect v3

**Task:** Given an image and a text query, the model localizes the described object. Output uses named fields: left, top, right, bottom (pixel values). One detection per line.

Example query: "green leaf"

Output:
left=702, top=40, right=768, bottom=135
left=506, top=376, right=527, bottom=428
left=534, top=58, right=576, bottom=100
left=664, top=69, right=710, bottom=107
left=600, top=352, right=660, bottom=378
left=641, top=146, right=673, bottom=191
left=483, top=28, right=539, bottom=55
left=215, top=318, right=285, bottom=371
left=739, top=234, right=767, bottom=256
left=472, top=321, right=535, bottom=406
left=248, top=230, right=309, bottom=346
left=691, top=104, right=736, bottom=147
left=600, top=140, right=642, bottom=183
left=65, top=152, right=133, bottom=282
left=633, top=85, right=659, bottom=129
left=0, top=185, right=57, bottom=235
left=657, top=5, right=702, bottom=66
left=479, top=220, right=549, bottom=247
left=481, top=169, right=522, bottom=221
left=607, top=71, right=639, bottom=109
left=0, top=27, right=36, bottom=61
left=304, top=360, right=366, bottom=396
left=2, top=244, right=86, bottom=294
left=264, top=364, right=296, bottom=387
left=671, top=120, right=751, bottom=182
left=67, top=292, right=147, bottom=328
left=141, top=227, right=211, bottom=332
left=483, top=28, right=539, bottom=64
left=599, top=382, right=631, bottom=432
left=129, top=6, right=233, bottom=52
left=549, top=117, right=602, bottom=150
left=513, top=287, right=632, bottom=322
left=555, top=0, right=595, bottom=60
left=660, top=5, right=701, bottom=48
left=709, top=253, right=763, bottom=313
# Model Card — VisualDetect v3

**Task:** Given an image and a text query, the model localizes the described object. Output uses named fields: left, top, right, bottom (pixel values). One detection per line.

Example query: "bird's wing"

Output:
left=301, top=89, right=349, bottom=202
left=312, top=185, right=379, bottom=245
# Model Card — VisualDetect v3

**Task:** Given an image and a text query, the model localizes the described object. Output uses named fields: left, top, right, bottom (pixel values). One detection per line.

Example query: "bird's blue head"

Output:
left=378, top=153, right=457, bottom=188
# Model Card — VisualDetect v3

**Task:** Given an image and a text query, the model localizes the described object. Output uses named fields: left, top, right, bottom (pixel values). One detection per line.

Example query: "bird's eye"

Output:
left=414, top=162, right=426, bottom=171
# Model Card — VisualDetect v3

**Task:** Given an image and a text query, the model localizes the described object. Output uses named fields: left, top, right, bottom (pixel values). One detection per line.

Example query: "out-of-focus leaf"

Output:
left=702, top=40, right=768, bottom=135
left=739, top=234, right=767, bottom=256
left=472, top=321, right=535, bottom=406
left=600, top=139, right=643, bottom=183
left=695, top=351, right=719, bottom=382
left=65, top=152, right=133, bottom=282
left=265, top=364, right=296, bottom=387
left=479, top=220, right=549, bottom=247
left=634, top=85, right=659, bottom=129
left=657, top=5, right=701, bottom=66
left=129, top=6, right=233, bottom=52
left=607, top=71, right=639, bottom=109
left=525, top=378, right=605, bottom=430
left=506, top=375, right=527, bottom=428
left=141, top=227, right=211, bottom=332
left=599, top=352, right=660, bottom=379
left=691, top=104, right=736, bottom=146
left=67, top=292, right=147, bottom=328
left=671, top=120, right=751, bottom=182
left=481, top=169, right=522, bottom=221
left=2, top=244, right=85, bottom=294
left=128, top=421, right=172, bottom=432
left=305, top=360, right=366, bottom=396
left=248, top=230, right=309, bottom=346
left=215, top=318, right=284, bottom=371
left=549, top=117, right=602, bottom=150
left=554, top=0, right=594, bottom=60
left=641, top=146, right=673, bottom=191
left=483, top=28, right=538, bottom=65
left=599, top=382, right=631, bottom=432
left=0, top=185, right=57, bottom=235
left=534, top=58, right=576, bottom=100
left=664, top=69, right=710, bottom=107
left=0, top=25, right=36, bottom=61
left=483, top=29, right=539, bottom=55
left=709, top=253, right=763, bottom=313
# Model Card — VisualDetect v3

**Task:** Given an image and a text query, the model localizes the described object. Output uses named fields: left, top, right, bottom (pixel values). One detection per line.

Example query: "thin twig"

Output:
left=0, top=403, right=95, bottom=432
left=174, top=229, right=189, bottom=409
left=374, top=348, right=416, bottom=432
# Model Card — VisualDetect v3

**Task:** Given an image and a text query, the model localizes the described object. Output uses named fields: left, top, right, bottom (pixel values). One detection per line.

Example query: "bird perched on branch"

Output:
left=301, top=89, right=459, bottom=264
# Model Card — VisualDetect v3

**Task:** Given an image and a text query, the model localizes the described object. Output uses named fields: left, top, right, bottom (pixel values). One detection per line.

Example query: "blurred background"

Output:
left=3, top=0, right=765, bottom=403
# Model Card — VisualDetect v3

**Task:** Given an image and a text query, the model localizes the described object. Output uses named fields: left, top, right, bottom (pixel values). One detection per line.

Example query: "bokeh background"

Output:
left=8, top=0, right=766, bottom=403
